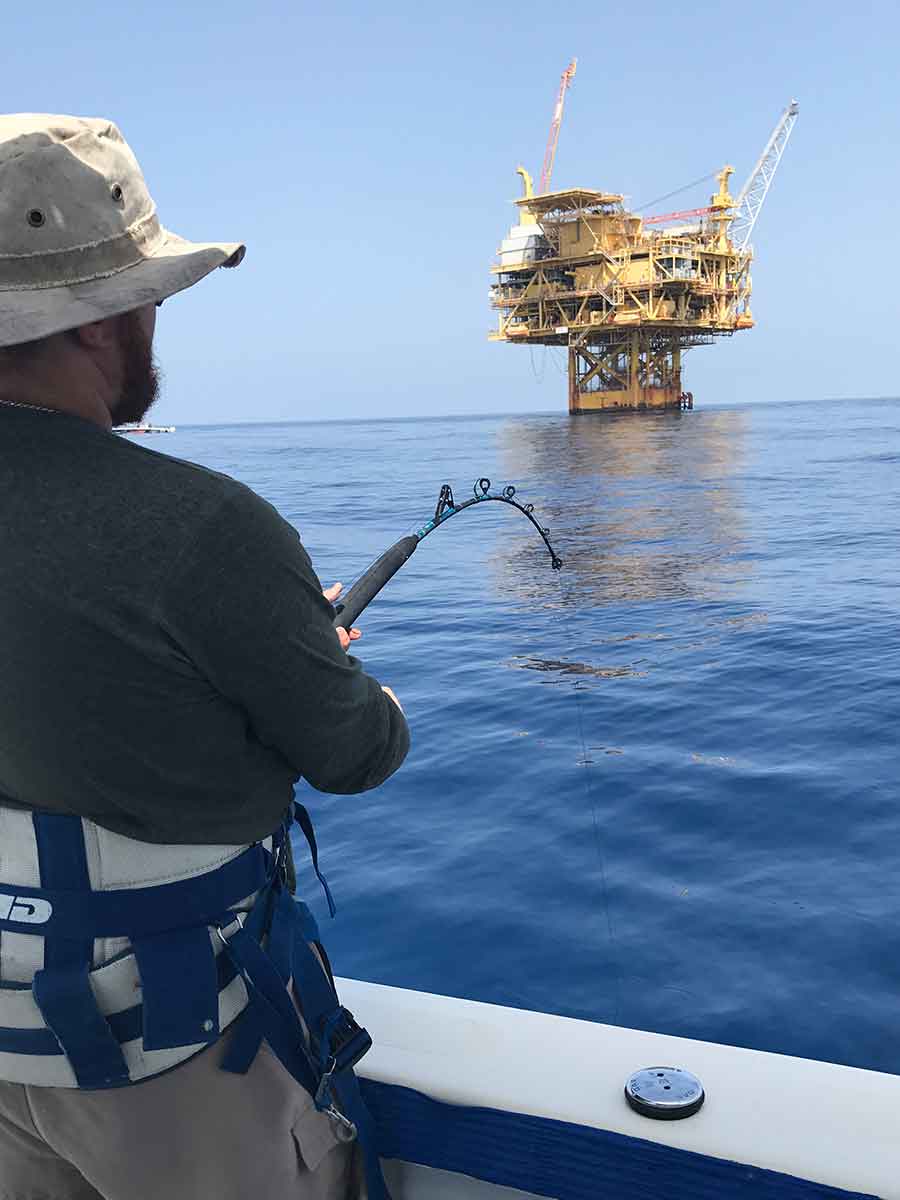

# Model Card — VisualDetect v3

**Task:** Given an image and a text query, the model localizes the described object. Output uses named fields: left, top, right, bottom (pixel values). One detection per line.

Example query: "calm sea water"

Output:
left=161, top=397, right=899, bottom=1076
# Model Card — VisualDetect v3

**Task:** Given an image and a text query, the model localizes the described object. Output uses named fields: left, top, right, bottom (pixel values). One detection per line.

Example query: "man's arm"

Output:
left=158, top=486, right=409, bottom=793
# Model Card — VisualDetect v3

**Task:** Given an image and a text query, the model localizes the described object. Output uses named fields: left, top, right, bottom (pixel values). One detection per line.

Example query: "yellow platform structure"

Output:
left=489, top=98, right=798, bottom=414
left=490, top=169, right=753, bottom=413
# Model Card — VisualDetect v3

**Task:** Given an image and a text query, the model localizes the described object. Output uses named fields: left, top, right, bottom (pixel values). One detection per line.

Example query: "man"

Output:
left=0, top=115, right=408, bottom=1199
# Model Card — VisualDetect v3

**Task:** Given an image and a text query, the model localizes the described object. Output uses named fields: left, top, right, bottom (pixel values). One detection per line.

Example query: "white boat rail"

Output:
left=340, top=978, right=894, bottom=1199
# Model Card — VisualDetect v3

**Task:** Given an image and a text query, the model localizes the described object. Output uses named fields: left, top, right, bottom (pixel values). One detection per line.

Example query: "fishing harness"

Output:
left=0, top=804, right=386, bottom=1196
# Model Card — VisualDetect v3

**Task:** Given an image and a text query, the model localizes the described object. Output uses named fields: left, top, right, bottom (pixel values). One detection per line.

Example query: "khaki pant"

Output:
left=0, top=1029, right=358, bottom=1200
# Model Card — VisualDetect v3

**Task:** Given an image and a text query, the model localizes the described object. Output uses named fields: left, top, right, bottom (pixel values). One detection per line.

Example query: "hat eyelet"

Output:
left=26, top=209, right=45, bottom=228
left=110, top=184, right=124, bottom=203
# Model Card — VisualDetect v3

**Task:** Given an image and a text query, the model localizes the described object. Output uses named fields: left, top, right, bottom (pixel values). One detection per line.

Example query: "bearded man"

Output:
left=0, top=115, right=407, bottom=1200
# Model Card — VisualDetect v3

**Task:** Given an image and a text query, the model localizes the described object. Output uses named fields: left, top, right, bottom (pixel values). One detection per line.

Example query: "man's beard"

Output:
left=109, top=311, right=161, bottom=426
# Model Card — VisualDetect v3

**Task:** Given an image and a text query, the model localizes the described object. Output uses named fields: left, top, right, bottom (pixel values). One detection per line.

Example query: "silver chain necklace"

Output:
left=0, top=397, right=59, bottom=415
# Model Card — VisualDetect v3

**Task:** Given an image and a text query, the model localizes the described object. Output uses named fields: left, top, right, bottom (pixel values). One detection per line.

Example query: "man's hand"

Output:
left=322, top=582, right=362, bottom=653
left=322, top=584, right=402, bottom=711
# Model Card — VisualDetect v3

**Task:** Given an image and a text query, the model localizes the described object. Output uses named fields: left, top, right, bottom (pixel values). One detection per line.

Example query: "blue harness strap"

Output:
left=32, top=812, right=93, bottom=970
left=0, top=844, right=270, bottom=939
left=30, top=813, right=130, bottom=1087
left=217, top=802, right=390, bottom=1200
left=292, top=803, right=336, bottom=917
left=290, top=921, right=384, bottom=1197
left=224, top=920, right=321, bottom=1091
left=133, top=926, right=220, bottom=1050
left=32, top=964, right=130, bottom=1087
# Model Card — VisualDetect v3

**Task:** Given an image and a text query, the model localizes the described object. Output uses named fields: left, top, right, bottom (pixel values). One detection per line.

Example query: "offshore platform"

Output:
left=489, top=61, right=798, bottom=413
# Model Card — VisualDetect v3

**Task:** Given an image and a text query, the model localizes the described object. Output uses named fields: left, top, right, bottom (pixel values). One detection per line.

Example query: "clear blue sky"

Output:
left=8, top=0, right=898, bottom=423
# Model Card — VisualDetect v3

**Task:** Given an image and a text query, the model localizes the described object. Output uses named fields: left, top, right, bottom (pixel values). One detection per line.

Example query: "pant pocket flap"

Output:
left=291, top=1103, right=345, bottom=1173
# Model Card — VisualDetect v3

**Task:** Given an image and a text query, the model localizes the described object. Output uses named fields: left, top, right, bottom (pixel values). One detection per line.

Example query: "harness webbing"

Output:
left=0, top=844, right=270, bottom=939
left=0, top=804, right=391, bottom=1198
left=218, top=804, right=389, bottom=1199
left=31, top=813, right=129, bottom=1087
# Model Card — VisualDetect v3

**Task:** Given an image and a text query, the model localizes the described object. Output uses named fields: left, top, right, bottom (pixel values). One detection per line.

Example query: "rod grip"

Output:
left=332, top=535, right=419, bottom=629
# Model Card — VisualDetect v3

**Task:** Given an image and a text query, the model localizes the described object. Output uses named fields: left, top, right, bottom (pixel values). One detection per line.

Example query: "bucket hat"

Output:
left=0, top=114, right=245, bottom=348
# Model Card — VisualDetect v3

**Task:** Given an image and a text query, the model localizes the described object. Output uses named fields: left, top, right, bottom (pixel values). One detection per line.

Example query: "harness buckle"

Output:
left=319, top=1006, right=372, bottom=1075
left=325, top=1104, right=358, bottom=1142
left=314, top=1007, right=371, bottom=1118
left=314, top=1056, right=336, bottom=1109
left=315, top=1057, right=359, bottom=1141
left=214, top=912, right=245, bottom=948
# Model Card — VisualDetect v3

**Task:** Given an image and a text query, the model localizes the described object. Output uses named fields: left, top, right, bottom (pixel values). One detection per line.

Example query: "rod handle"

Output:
left=332, top=535, right=419, bottom=629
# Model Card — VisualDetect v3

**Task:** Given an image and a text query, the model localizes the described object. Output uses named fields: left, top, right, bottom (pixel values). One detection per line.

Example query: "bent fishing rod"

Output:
left=332, top=478, right=563, bottom=630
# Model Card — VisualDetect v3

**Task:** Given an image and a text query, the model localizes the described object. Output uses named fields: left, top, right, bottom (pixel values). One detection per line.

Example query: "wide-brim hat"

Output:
left=0, top=115, right=245, bottom=348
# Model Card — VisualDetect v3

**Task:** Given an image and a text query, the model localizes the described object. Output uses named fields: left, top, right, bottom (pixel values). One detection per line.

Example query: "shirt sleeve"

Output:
left=157, top=485, right=409, bottom=794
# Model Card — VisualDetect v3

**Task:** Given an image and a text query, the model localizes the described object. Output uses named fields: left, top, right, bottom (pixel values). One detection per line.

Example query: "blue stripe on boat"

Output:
left=361, top=1079, right=879, bottom=1200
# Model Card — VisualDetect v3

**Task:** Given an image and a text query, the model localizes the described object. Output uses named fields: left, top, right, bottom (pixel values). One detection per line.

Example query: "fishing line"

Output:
left=331, top=477, right=562, bottom=630
left=575, top=675, right=624, bottom=1024
left=551, top=566, right=624, bottom=1024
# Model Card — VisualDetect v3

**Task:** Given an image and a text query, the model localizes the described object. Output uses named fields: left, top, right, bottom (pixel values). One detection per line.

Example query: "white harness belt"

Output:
left=0, top=806, right=267, bottom=1087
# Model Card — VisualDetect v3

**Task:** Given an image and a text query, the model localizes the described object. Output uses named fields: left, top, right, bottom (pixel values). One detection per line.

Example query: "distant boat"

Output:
left=116, top=423, right=176, bottom=434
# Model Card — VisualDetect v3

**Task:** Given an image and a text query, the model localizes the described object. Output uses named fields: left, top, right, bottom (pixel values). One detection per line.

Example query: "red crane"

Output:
left=642, top=205, right=715, bottom=226
left=538, top=59, right=577, bottom=194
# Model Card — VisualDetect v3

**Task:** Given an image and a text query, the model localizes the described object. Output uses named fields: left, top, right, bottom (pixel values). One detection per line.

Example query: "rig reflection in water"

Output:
left=494, top=406, right=751, bottom=610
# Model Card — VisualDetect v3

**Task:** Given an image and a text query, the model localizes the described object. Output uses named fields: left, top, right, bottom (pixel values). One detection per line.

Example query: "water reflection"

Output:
left=495, top=409, right=750, bottom=608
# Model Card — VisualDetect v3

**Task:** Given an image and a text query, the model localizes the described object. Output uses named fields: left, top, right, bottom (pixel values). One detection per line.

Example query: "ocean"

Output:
left=163, top=396, right=899, bottom=1076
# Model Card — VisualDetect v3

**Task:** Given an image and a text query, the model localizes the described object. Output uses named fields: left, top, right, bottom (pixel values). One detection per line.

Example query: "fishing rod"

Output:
left=332, top=477, right=563, bottom=630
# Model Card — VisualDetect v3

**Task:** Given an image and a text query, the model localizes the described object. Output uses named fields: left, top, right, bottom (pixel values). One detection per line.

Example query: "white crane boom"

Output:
left=730, top=100, right=799, bottom=251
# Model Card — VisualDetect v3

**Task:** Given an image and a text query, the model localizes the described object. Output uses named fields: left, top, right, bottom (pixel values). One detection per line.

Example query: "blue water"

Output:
left=163, top=397, right=899, bottom=1076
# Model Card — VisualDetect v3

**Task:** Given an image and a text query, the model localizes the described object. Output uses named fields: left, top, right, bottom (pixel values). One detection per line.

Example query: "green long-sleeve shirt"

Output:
left=0, top=406, right=408, bottom=844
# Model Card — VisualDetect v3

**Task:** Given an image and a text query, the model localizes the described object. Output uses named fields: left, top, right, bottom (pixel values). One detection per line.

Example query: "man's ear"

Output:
left=72, top=317, right=119, bottom=351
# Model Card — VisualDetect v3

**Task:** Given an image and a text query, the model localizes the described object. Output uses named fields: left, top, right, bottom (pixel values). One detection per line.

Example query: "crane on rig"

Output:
left=491, top=87, right=799, bottom=414
left=643, top=101, right=799, bottom=236
left=538, top=58, right=576, bottom=194
left=730, top=101, right=799, bottom=250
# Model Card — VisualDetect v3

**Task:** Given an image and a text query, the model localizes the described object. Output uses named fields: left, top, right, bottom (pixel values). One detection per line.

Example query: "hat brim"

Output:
left=0, top=228, right=245, bottom=348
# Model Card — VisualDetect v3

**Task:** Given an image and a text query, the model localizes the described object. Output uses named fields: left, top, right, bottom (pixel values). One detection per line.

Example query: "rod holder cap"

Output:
left=624, top=1066, right=705, bottom=1120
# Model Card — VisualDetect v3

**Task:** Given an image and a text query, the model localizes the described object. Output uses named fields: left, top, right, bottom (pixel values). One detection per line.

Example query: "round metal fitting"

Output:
left=110, top=184, right=123, bottom=202
left=26, top=209, right=45, bottom=228
left=624, top=1066, right=705, bottom=1120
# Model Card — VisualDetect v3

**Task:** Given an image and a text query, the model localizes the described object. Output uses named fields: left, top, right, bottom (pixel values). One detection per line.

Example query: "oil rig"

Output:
left=489, top=61, right=798, bottom=413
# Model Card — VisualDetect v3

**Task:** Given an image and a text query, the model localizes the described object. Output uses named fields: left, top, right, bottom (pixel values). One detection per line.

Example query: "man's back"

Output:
left=0, top=405, right=408, bottom=844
